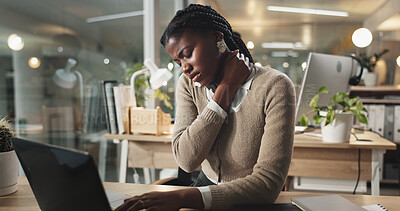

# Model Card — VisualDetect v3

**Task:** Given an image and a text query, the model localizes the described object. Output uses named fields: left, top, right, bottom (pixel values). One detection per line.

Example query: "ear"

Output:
left=212, top=31, right=224, bottom=42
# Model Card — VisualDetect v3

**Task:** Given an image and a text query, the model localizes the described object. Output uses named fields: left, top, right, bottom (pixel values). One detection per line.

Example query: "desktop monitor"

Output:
left=295, top=52, right=357, bottom=125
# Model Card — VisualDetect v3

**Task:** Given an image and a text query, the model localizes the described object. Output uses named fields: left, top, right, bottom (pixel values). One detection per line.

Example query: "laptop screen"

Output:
left=12, top=137, right=112, bottom=211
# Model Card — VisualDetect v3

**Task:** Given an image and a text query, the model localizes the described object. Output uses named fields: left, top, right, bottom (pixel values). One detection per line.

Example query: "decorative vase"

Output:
left=0, top=150, right=19, bottom=196
left=321, top=112, right=354, bottom=143
left=363, top=72, right=378, bottom=86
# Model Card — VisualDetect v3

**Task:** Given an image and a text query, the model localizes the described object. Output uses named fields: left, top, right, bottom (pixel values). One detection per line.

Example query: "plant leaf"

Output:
left=355, top=111, right=368, bottom=125
left=325, top=109, right=335, bottom=126
left=332, top=92, right=346, bottom=103
left=309, top=95, right=319, bottom=108
left=349, top=96, right=360, bottom=106
left=313, top=115, right=325, bottom=124
left=317, top=86, right=329, bottom=95
left=299, top=114, right=309, bottom=126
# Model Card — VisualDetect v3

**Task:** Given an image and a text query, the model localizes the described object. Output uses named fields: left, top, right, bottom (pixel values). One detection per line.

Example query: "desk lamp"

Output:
left=52, top=58, right=84, bottom=113
left=130, top=59, right=173, bottom=107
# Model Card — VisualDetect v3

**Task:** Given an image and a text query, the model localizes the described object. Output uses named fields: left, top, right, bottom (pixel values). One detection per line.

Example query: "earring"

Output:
left=216, top=40, right=226, bottom=53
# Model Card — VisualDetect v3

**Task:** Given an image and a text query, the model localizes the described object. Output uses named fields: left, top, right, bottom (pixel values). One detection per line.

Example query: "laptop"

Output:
left=12, top=137, right=131, bottom=211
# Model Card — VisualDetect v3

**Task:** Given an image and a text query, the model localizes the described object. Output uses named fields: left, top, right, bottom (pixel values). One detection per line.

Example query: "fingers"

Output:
left=116, top=196, right=147, bottom=211
left=235, top=52, right=252, bottom=71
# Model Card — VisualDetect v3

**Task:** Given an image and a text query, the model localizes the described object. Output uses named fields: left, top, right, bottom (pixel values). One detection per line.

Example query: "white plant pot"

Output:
left=0, top=150, right=18, bottom=196
left=363, top=72, right=378, bottom=86
left=321, top=112, right=354, bottom=143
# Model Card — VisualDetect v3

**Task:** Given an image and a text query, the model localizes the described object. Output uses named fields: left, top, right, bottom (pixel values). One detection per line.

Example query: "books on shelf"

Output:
left=113, top=85, right=131, bottom=134
left=82, top=82, right=108, bottom=134
left=395, top=105, right=400, bottom=143
left=361, top=104, right=400, bottom=143
left=101, top=80, right=119, bottom=134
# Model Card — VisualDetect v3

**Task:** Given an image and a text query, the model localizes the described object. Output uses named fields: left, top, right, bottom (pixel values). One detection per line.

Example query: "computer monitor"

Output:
left=295, top=52, right=357, bottom=125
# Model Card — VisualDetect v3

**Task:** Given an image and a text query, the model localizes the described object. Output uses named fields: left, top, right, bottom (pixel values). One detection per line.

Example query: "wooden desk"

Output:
left=105, top=130, right=396, bottom=195
left=1, top=177, right=399, bottom=211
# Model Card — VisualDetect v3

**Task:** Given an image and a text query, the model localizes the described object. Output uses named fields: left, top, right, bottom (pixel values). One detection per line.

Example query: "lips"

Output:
left=189, top=72, right=201, bottom=82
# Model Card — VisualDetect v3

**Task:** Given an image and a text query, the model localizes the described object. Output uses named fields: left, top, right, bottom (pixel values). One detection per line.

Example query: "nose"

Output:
left=181, top=63, right=193, bottom=75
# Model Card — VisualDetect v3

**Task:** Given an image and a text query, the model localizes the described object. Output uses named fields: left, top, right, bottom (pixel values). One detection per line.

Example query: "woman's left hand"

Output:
left=115, top=188, right=204, bottom=211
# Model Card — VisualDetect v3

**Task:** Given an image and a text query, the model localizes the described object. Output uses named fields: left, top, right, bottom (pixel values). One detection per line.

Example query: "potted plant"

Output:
left=359, top=49, right=389, bottom=86
left=299, top=86, right=368, bottom=143
left=0, top=117, right=18, bottom=196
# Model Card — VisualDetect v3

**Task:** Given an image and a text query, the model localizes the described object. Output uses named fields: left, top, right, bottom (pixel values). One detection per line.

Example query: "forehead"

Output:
left=165, top=30, right=208, bottom=57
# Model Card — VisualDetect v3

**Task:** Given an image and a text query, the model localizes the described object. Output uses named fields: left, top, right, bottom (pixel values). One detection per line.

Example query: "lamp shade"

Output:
left=144, top=59, right=173, bottom=89
left=52, top=58, right=77, bottom=89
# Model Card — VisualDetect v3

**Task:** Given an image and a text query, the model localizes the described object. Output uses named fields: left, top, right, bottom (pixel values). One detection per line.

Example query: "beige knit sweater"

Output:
left=172, top=66, right=296, bottom=210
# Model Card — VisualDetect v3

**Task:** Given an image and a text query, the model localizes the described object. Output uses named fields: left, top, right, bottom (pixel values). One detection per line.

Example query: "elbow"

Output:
left=175, top=157, right=200, bottom=173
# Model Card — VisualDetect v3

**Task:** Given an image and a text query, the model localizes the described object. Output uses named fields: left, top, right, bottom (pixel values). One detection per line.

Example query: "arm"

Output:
left=209, top=74, right=296, bottom=209
left=172, top=74, right=225, bottom=172
left=115, top=188, right=204, bottom=211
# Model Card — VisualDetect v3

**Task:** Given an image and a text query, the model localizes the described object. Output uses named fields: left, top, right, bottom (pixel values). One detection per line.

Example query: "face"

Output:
left=165, top=29, right=223, bottom=86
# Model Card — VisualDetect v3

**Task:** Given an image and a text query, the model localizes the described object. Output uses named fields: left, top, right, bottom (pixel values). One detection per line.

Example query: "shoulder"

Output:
left=252, top=66, right=294, bottom=90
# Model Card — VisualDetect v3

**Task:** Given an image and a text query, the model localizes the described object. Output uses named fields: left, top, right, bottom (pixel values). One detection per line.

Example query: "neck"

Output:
left=214, top=50, right=231, bottom=85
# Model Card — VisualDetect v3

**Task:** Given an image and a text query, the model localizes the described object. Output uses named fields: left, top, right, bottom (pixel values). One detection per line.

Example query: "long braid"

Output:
left=161, top=4, right=254, bottom=63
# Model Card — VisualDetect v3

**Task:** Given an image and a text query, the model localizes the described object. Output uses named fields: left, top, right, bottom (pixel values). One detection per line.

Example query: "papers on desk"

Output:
left=291, top=195, right=365, bottom=211
left=295, top=126, right=307, bottom=134
left=362, top=204, right=388, bottom=211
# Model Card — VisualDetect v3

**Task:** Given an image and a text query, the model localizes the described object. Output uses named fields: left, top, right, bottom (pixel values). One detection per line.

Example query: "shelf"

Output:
left=360, top=99, right=400, bottom=104
left=350, top=85, right=400, bottom=97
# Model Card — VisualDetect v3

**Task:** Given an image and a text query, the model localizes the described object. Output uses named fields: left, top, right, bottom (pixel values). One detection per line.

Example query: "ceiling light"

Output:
left=86, top=10, right=144, bottom=23
left=28, top=57, right=41, bottom=69
left=167, top=62, right=174, bottom=70
left=8, top=34, right=24, bottom=51
left=352, top=28, right=373, bottom=48
left=301, top=62, right=307, bottom=71
left=247, top=41, right=254, bottom=50
left=104, top=58, right=110, bottom=64
left=397, top=55, right=400, bottom=67
left=271, top=51, right=298, bottom=57
left=267, top=6, right=348, bottom=17
left=282, top=62, right=289, bottom=68
left=261, top=42, right=307, bottom=50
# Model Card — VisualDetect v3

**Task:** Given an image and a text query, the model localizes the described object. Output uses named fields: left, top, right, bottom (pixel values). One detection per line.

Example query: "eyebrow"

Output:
left=173, top=46, right=191, bottom=64
left=178, top=46, right=190, bottom=58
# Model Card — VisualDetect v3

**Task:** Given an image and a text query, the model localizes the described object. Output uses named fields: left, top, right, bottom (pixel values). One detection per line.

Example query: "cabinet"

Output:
left=350, top=85, right=400, bottom=184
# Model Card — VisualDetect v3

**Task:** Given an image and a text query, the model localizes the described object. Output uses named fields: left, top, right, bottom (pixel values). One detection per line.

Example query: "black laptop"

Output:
left=12, top=137, right=130, bottom=211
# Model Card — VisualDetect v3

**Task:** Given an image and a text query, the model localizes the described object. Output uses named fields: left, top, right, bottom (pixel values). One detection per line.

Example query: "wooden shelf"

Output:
left=360, top=99, right=400, bottom=104
left=350, top=85, right=400, bottom=97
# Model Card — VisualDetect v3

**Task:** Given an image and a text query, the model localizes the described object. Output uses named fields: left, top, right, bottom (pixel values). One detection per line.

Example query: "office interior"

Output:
left=1, top=0, right=400, bottom=197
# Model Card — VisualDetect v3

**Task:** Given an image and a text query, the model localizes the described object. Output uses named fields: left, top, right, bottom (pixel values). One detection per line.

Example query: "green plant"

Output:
left=359, top=49, right=389, bottom=72
left=0, top=117, right=15, bottom=152
left=126, top=63, right=173, bottom=110
left=299, top=86, right=368, bottom=126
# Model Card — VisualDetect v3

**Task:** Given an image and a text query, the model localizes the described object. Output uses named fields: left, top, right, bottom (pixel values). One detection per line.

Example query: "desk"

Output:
left=105, top=130, right=396, bottom=195
left=1, top=177, right=399, bottom=211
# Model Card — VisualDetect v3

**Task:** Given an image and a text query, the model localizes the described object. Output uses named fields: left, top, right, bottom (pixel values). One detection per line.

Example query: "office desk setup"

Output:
left=105, top=130, right=396, bottom=196
left=1, top=177, right=399, bottom=211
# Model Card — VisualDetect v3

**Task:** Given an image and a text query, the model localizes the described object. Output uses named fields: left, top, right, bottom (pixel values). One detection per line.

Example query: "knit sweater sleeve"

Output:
left=172, top=74, right=225, bottom=172
left=208, top=73, right=296, bottom=209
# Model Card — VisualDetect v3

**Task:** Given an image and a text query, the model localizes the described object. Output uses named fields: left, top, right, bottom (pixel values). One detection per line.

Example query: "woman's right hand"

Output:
left=213, top=50, right=253, bottom=111
left=219, top=49, right=253, bottom=88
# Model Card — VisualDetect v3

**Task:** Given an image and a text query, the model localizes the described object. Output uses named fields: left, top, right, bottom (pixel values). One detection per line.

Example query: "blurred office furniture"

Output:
left=105, top=130, right=396, bottom=195
left=350, top=85, right=400, bottom=193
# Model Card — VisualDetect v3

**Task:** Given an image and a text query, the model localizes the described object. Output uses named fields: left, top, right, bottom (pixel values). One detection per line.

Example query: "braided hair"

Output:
left=160, top=4, right=253, bottom=63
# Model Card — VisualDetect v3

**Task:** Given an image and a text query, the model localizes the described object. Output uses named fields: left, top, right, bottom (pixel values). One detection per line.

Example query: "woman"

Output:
left=116, top=4, right=295, bottom=211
